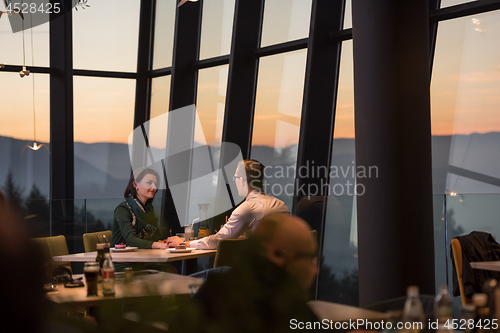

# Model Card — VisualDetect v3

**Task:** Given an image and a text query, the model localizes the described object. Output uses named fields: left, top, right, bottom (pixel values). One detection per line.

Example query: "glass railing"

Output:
left=8, top=193, right=500, bottom=308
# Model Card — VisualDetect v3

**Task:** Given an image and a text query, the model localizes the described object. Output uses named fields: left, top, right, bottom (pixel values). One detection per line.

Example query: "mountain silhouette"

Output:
left=1, top=132, right=500, bottom=200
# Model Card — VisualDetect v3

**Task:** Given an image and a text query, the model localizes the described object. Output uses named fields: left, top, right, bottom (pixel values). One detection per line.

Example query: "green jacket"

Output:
left=111, top=199, right=161, bottom=249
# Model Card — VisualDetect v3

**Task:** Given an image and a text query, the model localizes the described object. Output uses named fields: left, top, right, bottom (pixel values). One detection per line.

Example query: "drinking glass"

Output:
left=84, top=262, right=100, bottom=297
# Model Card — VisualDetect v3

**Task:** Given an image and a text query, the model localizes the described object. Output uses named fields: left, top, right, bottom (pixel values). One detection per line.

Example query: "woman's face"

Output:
left=134, top=173, right=158, bottom=203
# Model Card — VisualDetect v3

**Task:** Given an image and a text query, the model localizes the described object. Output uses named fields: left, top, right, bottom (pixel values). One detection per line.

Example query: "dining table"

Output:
left=46, top=271, right=204, bottom=309
left=52, top=248, right=217, bottom=263
left=46, top=270, right=205, bottom=329
left=53, top=248, right=217, bottom=275
left=470, top=261, right=500, bottom=272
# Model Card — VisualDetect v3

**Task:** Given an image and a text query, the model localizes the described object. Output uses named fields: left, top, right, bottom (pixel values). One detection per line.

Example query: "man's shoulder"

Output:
left=247, top=191, right=284, bottom=203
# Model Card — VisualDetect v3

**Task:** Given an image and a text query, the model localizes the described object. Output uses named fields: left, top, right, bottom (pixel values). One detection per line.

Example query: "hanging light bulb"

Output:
left=22, top=142, right=50, bottom=155
left=20, top=0, right=50, bottom=156
left=19, top=66, right=30, bottom=78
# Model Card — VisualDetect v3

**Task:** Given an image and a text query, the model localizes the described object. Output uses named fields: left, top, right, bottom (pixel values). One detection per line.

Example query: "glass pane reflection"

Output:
left=0, top=73, right=50, bottom=210
left=73, top=77, right=136, bottom=199
left=251, top=50, right=307, bottom=196
left=196, top=65, right=228, bottom=145
left=151, top=76, right=172, bottom=119
left=73, top=0, right=140, bottom=72
left=199, top=0, right=235, bottom=60
left=440, top=0, right=477, bottom=8
left=318, top=40, right=357, bottom=305
left=261, top=0, right=312, bottom=47
left=329, top=40, right=354, bottom=197
left=0, top=13, right=49, bottom=66
left=344, top=0, right=352, bottom=29
left=431, top=10, right=500, bottom=195
left=153, top=0, right=176, bottom=69
left=317, top=195, right=358, bottom=305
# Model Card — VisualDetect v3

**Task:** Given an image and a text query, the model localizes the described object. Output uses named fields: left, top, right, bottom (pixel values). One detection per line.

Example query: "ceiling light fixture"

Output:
left=177, top=0, right=198, bottom=8
left=0, top=8, right=25, bottom=20
left=75, top=0, right=90, bottom=11
left=21, top=0, right=50, bottom=155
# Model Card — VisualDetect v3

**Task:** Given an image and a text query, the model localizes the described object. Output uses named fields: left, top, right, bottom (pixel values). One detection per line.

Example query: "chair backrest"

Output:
left=82, top=230, right=112, bottom=253
left=213, top=238, right=251, bottom=268
left=451, top=238, right=472, bottom=305
left=32, top=235, right=72, bottom=274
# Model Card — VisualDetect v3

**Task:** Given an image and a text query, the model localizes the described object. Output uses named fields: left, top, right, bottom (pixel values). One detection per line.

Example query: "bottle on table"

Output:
left=403, top=285, right=425, bottom=333
left=102, top=253, right=115, bottom=296
left=96, top=235, right=110, bottom=274
left=434, top=285, right=453, bottom=332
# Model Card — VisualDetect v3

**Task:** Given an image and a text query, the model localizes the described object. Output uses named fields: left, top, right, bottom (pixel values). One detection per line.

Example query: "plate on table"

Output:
left=166, top=247, right=195, bottom=253
left=110, top=246, right=138, bottom=252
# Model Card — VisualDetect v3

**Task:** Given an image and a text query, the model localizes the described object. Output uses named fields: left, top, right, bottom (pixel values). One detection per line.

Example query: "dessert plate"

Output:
left=166, top=247, right=195, bottom=253
left=110, top=246, right=138, bottom=252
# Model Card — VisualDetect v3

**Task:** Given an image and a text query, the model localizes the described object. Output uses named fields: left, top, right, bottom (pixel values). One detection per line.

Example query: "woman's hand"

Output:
left=151, top=241, right=168, bottom=249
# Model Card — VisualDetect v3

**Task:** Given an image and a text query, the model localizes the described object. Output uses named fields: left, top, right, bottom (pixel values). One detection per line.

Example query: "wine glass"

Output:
left=43, top=259, right=58, bottom=293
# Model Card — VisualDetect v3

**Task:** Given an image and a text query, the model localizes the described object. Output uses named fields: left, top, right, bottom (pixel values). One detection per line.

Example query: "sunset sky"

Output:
left=1, top=0, right=500, bottom=149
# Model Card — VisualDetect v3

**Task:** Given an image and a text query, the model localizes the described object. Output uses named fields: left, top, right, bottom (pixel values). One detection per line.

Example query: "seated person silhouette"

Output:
left=177, top=214, right=320, bottom=333
left=167, top=159, right=289, bottom=250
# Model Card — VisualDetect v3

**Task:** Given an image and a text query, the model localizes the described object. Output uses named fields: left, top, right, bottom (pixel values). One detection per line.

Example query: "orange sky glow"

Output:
left=2, top=1, right=500, bottom=148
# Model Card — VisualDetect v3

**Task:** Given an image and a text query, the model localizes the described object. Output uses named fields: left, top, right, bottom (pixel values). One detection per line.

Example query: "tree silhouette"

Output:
left=74, top=203, right=104, bottom=231
left=24, top=184, right=50, bottom=221
left=2, top=169, right=23, bottom=202
left=317, top=263, right=360, bottom=306
left=24, top=184, right=50, bottom=237
left=2, top=169, right=24, bottom=212
left=447, top=209, right=465, bottom=240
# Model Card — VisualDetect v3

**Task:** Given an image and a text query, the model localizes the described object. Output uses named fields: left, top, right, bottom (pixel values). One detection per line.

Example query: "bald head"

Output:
left=251, top=214, right=319, bottom=291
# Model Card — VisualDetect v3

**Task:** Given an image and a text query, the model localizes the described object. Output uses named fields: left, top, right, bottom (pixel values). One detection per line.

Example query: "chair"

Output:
left=82, top=230, right=112, bottom=252
left=451, top=238, right=472, bottom=305
left=213, top=238, right=251, bottom=268
left=32, top=235, right=72, bottom=274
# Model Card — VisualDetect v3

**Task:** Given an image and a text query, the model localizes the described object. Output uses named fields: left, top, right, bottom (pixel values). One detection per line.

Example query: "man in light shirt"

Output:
left=166, top=159, right=290, bottom=250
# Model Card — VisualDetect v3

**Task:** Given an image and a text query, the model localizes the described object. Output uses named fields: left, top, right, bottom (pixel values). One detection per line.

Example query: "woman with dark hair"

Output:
left=111, top=167, right=168, bottom=250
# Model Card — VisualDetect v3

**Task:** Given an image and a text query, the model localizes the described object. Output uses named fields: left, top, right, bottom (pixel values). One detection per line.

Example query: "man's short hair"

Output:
left=239, top=159, right=265, bottom=191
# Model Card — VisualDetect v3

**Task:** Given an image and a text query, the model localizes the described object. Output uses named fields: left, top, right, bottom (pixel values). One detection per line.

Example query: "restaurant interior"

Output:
left=1, top=0, right=500, bottom=332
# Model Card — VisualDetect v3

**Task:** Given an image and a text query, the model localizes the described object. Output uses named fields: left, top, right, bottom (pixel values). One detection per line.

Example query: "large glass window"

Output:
left=199, top=0, right=235, bottom=60
left=260, top=0, right=312, bottom=47
left=0, top=73, right=50, bottom=204
left=151, top=75, right=172, bottom=120
left=318, top=40, right=358, bottom=305
left=251, top=50, right=307, bottom=206
left=196, top=65, right=228, bottom=145
left=177, top=65, right=230, bottom=227
left=153, top=0, right=176, bottom=69
left=0, top=11, right=49, bottom=67
left=431, top=9, right=500, bottom=314
left=73, top=77, right=136, bottom=199
left=72, top=0, right=141, bottom=72
left=440, top=0, right=477, bottom=8
left=431, top=10, right=500, bottom=195
left=344, top=0, right=352, bottom=29
left=148, top=76, right=171, bottom=165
